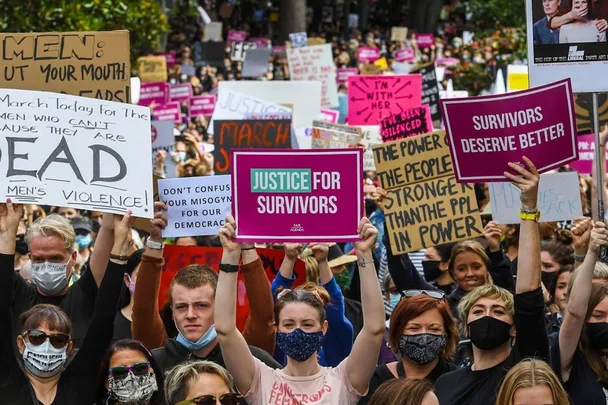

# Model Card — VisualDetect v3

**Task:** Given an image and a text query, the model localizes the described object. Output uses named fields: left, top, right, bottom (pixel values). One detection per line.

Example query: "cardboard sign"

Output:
left=204, top=22, right=223, bottom=41
left=159, top=175, right=231, bottom=237
left=307, top=37, right=326, bottom=46
left=347, top=75, right=423, bottom=126
left=152, top=102, right=182, bottom=123
left=440, top=79, right=578, bottom=183
left=380, top=105, right=433, bottom=141
left=337, top=68, right=359, bottom=84
left=287, top=44, right=338, bottom=107
left=138, top=82, right=170, bottom=107
left=189, top=95, right=217, bottom=117
left=393, top=48, right=415, bottom=63
left=151, top=121, right=177, bottom=178
left=138, top=56, right=168, bottom=83
left=0, top=31, right=130, bottom=102
left=289, top=32, right=308, bottom=48
left=227, top=30, right=248, bottom=43
left=242, top=48, right=272, bottom=78
left=320, top=108, right=340, bottom=124
left=391, top=27, right=408, bottom=42
left=0, top=88, right=153, bottom=217
left=415, top=34, right=434, bottom=48
left=232, top=149, right=363, bottom=242
left=569, top=134, right=608, bottom=174
left=373, top=131, right=483, bottom=254
left=411, top=64, right=441, bottom=122
left=231, top=42, right=256, bottom=62
left=358, top=126, right=382, bottom=171
left=169, top=83, right=193, bottom=102
left=213, top=119, right=292, bottom=174
left=311, top=121, right=362, bottom=148
left=507, top=65, right=529, bottom=92
left=490, top=172, right=582, bottom=224
left=358, top=47, right=380, bottom=63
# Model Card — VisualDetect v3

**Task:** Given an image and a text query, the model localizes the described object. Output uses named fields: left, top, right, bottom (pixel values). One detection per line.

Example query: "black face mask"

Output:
left=15, top=236, right=29, bottom=255
left=422, top=260, right=442, bottom=282
left=468, top=316, right=512, bottom=350
left=586, top=322, right=608, bottom=350
left=541, top=271, right=559, bottom=295
left=365, top=199, right=376, bottom=217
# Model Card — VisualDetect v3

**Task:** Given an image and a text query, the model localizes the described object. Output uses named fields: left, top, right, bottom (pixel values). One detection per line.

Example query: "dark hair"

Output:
left=95, top=339, right=165, bottom=405
left=542, top=233, right=574, bottom=267
left=274, top=283, right=331, bottom=324
left=169, top=264, right=218, bottom=304
left=369, top=378, right=434, bottom=405
left=20, top=304, right=71, bottom=335
left=432, top=243, right=457, bottom=263
left=580, top=282, right=608, bottom=384
left=549, top=266, right=573, bottom=304
left=503, top=225, right=520, bottom=249
left=118, top=249, right=145, bottom=310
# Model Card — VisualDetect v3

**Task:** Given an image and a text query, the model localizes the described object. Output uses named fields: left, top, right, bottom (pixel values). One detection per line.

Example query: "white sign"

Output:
left=0, top=88, right=153, bottom=218
left=289, top=32, right=308, bottom=48
left=490, top=172, right=582, bottom=224
left=231, top=42, right=256, bottom=62
left=204, top=22, right=223, bottom=41
left=287, top=44, right=338, bottom=108
left=151, top=121, right=177, bottom=178
left=358, top=126, right=382, bottom=171
left=208, top=89, right=292, bottom=134
left=158, top=175, right=231, bottom=237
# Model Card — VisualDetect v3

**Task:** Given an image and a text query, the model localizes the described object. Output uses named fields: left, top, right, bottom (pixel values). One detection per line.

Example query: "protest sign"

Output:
left=569, top=134, right=608, bottom=174
left=525, top=0, right=608, bottom=93
left=320, top=108, right=340, bottom=124
left=575, top=93, right=608, bottom=135
left=393, top=48, right=415, bottom=63
left=380, top=105, right=433, bottom=141
left=374, top=57, right=389, bottom=71
left=307, top=37, right=327, bottom=46
left=359, top=126, right=382, bottom=171
left=347, top=75, right=423, bottom=126
left=181, top=64, right=196, bottom=77
left=373, top=130, right=483, bottom=254
left=204, top=22, right=223, bottom=41
left=415, top=34, right=434, bottom=48
left=289, top=32, right=308, bottom=48
left=189, top=95, right=217, bottom=117
left=152, top=102, right=182, bottom=123
left=213, top=119, right=292, bottom=174
left=137, top=56, right=168, bottom=83
left=159, top=175, right=231, bottom=237
left=0, top=31, right=130, bottom=102
left=391, top=27, right=408, bottom=42
left=231, top=42, right=256, bottom=62
left=159, top=51, right=176, bottom=67
left=242, top=48, right=272, bottom=77
left=490, top=172, right=582, bottom=224
left=348, top=14, right=359, bottom=28
left=440, top=79, right=578, bottom=182
left=358, top=47, right=380, bottom=63
left=272, top=46, right=286, bottom=55
left=507, top=65, right=529, bottom=92
left=436, top=58, right=459, bottom=67
left=133, top=174, right=160, bottom=232
left=232, top=149, right=363, bottom=242
left=0, top=88, right=153, bottom=217
left=196, top=42, right=226, bottom=68
left=411, top=64, right=441, bottom=122
left=151, top=121, right=177, bottom=178
left=169, top=83, right=193, bottom=102
left=337, top=68, right=359, bottom=84
left=138, top=82, right=170, bottom=107
left=249, top=37, right=269, bottom=48
left=287, top=44, right=338, bottom=107
left=311, top=121, right=362, bottom=148
left=227, top=30, right=248, bottom=43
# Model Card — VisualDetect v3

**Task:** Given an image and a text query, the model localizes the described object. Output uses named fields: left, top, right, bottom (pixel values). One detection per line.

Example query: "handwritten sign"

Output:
left=213, top=119, right=292, bottom=174
left=151, top=121, right=177, bottom=178
left=204, top=22, right=223, bottom=41
left=0, top=31, right=130, bottom=102
left=359, top=126, right=382, bottom=171
left=393, top=48, right=415, bottom=63
left=189, top=95, right=217, bottom=117
left=0, top=88, right=153, bottom=217
left=287, top=44, right=338, bottom=107
left=490, top=172, right=582, bottom=224
left=232, top=149, right=363, bottom=242
left=289, top=32, right=308, bottom=48
left=137, top=56, right=168, bottom=83
left=415, top=33, right=434, bottom=48
left=337, top=68, right=359, bottom=84
left=159, top=175, right=231, bottom=237
left=373, top=131, right=482, bottom=254
left=320, top=108, right=340, bottom=124
left=227, top=30, right=248, bottom=43
left=358, top=47, right=380, bottom=63
left=169, top=83, right=193, bottom=102
left=347, top=75, right=423, bottom=126
left=411, top=64, right=441, bottom=122
left=391, top=27, right=408, bottom=42
left=138, top=82, right=169, bottom=107
left=311, top=121, right=362, bottom=148
left=440, top=79, right=578, bottom=183
left=380, top=105, right=433, bottom=142
left=569, top=134, right=608, bottom=174
left=152, top=102, right=182, bottom=123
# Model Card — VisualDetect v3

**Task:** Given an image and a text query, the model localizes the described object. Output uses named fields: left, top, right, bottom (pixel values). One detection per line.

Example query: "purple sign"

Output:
left=440, top=79, right=578, bottom=183
left=170, top=83, right=193, bottom=102
left=337, top=67, right=359, bottom=84
left=138, top=82, right=170, bottom=107
left=231, top=149, right=363, bottom=242
left=320, top=108, right=340, bottom=124
left=393, top=47, right=415, bottom=63
left=157, top=51, right=176, bottom=67
left=271, top=46, right=286, bottom=55
left=189, top=95, right=217, bottom=117
left=358, top=47, right=380, bottom=63
left=436, top=57, right=459, bottom=67
left=415, top=33, right=435, bottom=48
left=249, top=37, right=269, bottom=48
left=152, top=101, right=182, bottom=123
left=569, top=134, right=608, bottom=175
left=227, top=30, right=248, bottom=43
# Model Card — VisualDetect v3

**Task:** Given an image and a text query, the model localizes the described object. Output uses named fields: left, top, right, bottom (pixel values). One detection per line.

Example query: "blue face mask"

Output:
left=276, top=328, right=325, bottom=362
left=178, top=152, right=187, bottom=161
left=389, top=293, right=401, bottom=309
left=75, top=234, right=92, bottom=250
left=176, top=325, right=217, bottom=351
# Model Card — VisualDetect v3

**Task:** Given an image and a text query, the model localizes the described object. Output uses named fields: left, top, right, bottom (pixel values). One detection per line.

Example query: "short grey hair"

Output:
left=164, top=360, right=237, bottom=405
left=26, top=214, right=75, bottom=251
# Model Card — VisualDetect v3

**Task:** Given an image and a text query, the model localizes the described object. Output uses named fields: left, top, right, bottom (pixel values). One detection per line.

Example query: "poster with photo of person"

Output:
left=527, top=0, right=608, bottom=92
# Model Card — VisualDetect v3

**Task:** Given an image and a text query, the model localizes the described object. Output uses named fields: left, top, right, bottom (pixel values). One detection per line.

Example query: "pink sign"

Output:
left=139, top=82, right=170, bottom=107
left=189, top=95, right=217, bottom=116
left=232, top=149, right=363, bottom=243
left=337, top=68, right=358, bottom=84
left=380, top=105, right=433, bottom=141
left=358, top=47, right=380, bottom=63
left=152, top=101, right=182, bottom=122
left=569, top=134, right=608, bottom=175
left=440, top=79, right=578, bottom=183
left=347, top=74, right=423, bottom=126
left=157, top=51, right=176, bottom=67
left=320, top=108, right=340, bottom=123
left=249, top=37, right=268, bottom=48
left=393, top=47, right=415, bottom=63
left=227, top=30, right=248, bottom=43
left=272, top=46, right=286, bottom=55
left=170, top=83, right=193, bottom=102
left=436, top=57, right=459, bottom=67
left=415, top=33, right=434, bottom=48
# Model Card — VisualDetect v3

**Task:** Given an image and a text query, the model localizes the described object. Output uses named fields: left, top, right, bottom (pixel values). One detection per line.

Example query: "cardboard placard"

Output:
left=152, top=101, right=182, bottom=123
left=391, top=27, right=408, bottom=42
left=204, top=22, right=223, bottom=42
left=358, top=126, right=382, bottom=171
left=213, top=119, right=292, bottom=174
left=0, top=88, right=153, bottom=217
left=411, top=64, right=441, bottom=122
left=287, top=44, right=338, bottom=107
left=137, top=56, right=168, bottom=83
left=151, top=121, right=177, bottom=179
left=232, top=149, right=363, bottom=242
left=380, top=105, right=433, bottom=142
left=373, top=131, right=483, bottom=254
left=569, top=134, right=608, bottom=174
left=169, top=83, right=193, bottom=102
left=0, top=30, right=130, bottom=102
left=307, top=37, right=326, bottom=46
left=440, top=79, right=578, bottom=183
left=289, top=32, right=308, bottom=48
left=358, top=47, right=380, bottom=63
left=347, top=75, right=423, bottom=126
left=415, top=33, right=434, bottom=48
left=242, top=48, right=272, bottom=78
left=189, top=95, right=217, bottom=117
left=138, top=82, right=170, bottom=107
left=311, top=121, right=362, bottom=148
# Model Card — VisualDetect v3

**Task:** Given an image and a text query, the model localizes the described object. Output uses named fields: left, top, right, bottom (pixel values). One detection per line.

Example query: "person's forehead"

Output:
left=172, top=284, right=215, bottom=302
left=280, top=302, right=319, bottom=320
left=110, top=349, right=148, bottom=368
left=29, top=235, right=70, bottom=254
left=472, top=297, right=506, bottom=308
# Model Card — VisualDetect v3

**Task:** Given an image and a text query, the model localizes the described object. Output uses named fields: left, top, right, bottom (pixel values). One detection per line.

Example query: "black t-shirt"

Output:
left=112, top=310, right=132, bottom=341
left=435, top=288, right=549, bottom=405
left=551, top=340, right=607, bottom=405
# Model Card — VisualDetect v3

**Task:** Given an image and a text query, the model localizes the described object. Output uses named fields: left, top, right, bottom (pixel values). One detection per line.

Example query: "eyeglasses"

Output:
left=175, top=393, right=244, bottom=405
left=24, top=329, right=70, bottom=349
left=109, top=362, right=151, bottom=379
left=402, top=290, right=445, bottom=300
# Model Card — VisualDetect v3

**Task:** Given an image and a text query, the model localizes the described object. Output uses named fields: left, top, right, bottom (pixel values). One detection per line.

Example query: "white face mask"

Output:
left=22, top=340, right=68, bottom=378
left=108, top=371, right=158, bottom=403
left=31, top=260, right=70, bottom=295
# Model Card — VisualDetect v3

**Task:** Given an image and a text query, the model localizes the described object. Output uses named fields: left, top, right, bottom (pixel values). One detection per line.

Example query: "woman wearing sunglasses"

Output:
left=165, top=361, right=244, bottom=405
left=95, top=339, right=165, bottom=405
left=0, top=201, right=134, bottom=405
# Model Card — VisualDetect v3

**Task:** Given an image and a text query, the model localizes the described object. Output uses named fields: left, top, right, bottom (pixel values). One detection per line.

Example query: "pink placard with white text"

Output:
left=152, top=101, right=182, bottom=122
left=358, top=47, right=380, bottom=63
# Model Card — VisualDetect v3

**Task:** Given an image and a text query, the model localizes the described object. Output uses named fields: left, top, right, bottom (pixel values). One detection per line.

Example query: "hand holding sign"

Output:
left=284, top=243, right=303, bottom=260
left=483, top=221, right=503, bottom=252
left=589, top=221, right=608, bottom=255
left=372, top=187, right=387, bottom=213
left=504, top=157, right=540, bottom=211
left=354, top=218, right=378, bottom=255
left=0, top=199, right=23, bottom=251
left=112, top=211, right=136, bottom=257
left=220, top=215, right=241, bottom=255
left=150, top=202, right=168, bottom=242
left=571, top=216, right=592, bottom=254
left=309, top=243, right=330, bottom=262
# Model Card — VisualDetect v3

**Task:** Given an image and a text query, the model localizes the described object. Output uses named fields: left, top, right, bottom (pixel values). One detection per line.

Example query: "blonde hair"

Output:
left=496, top=358, right=570, bottom=405
left=448, top=241, right=490, bottom=279
left=164, top=361, right=237, bottom=405
left=26, top=213, right=75, bottom=251
left=457, top=284, right=514, bottom=334
left=300, top=248, right=320, bottom=285
left=566, top=263, right=608, bottom=299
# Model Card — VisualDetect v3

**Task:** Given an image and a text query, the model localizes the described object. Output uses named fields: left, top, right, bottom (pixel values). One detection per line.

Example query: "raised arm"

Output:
left=549, top=6, right=587, bottom=29
left=346, top=218, right=386, bottom=395
left=591, top=124, right=608, bottom=221
left=215, top=216, right=256, bottom=395
left=484, top=221, right=514, bottom=292
left=89, top=213, right=114, bottom=287
left=271, top=243, right=302, bottom=294
left=571, top=217, right=592, bottom=269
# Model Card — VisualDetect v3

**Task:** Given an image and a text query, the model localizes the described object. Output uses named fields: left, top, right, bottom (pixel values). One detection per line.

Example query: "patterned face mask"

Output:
left=276, top=328, right=325, bottom=362
left=399, top=333, right=447, bottom=365
left=108, top=371, right=158, bottom=404
left=334, top=269, right=351, bottom=290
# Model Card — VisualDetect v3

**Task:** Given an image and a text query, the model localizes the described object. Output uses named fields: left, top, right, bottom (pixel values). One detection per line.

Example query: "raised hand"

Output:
left=571, top=216, right=592, bottom=254
left=150, top=202, right=168, bottom=242
left=284, top=243, right=303, bottom=260
left=372, top=187, right=387, bottom=212
left=354, top=217, right=378, bottom=255
left=483, top=220, right=503, bottom=252
left=0, top=199, right=24, bottom=238
left=309, top=243, right=330, bottom=262
left=112, top=212, right=135, bottom=257
left=588, top=221, right=608, bottom=255
left=504, top=156, right=539, bottom=210
left=219, top=215, right=240, bottom=254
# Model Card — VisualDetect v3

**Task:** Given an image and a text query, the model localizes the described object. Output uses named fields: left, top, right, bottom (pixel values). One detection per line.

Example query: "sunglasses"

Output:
left=402, top=289, right=445, bottom=300
left=24, top=329, right=70, bottom=349
left=109, top=362, right=151, bottom=379
left=176, top=393, right=244, bottom=405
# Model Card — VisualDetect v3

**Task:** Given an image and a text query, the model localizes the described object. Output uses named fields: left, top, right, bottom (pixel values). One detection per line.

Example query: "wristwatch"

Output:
left=146, top=239, right=165, bottom=250
left=520, top=208, right=540, bottom=222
